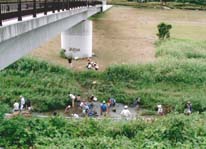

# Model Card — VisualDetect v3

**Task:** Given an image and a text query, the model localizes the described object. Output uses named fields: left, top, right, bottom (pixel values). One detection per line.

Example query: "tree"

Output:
left=156, top=22, right=172, bottom=40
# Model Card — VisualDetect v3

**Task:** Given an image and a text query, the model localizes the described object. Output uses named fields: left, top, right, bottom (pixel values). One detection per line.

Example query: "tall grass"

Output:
left=1, top=39, right=206, bottom=113
left=0, top=114, right=206, bottom=148
left=0, top=58, right=80, bottom=112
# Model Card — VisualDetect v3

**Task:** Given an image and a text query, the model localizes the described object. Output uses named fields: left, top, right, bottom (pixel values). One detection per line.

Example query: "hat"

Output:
left=157, top=105, right=162, bottom=108
left=93, top=97, right=97, bottom=101
left=124, top=105, right=128, bottom=109
left=103, top=100, right=105, bottom=103
left=67, top=105, right=71, bottom=108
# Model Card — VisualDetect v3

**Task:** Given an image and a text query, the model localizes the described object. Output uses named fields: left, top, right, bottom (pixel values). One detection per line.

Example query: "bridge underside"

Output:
left=0, top=5, right=109, bottom=70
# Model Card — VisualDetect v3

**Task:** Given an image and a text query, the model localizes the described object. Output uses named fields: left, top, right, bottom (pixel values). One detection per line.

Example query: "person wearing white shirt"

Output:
left=13, top=101, right=19, bottom=112
left=20, top=95, right=25, bottom=111
left=157, top=104, right=163, bottom=116
left=120, top=105, right=132, bottom=120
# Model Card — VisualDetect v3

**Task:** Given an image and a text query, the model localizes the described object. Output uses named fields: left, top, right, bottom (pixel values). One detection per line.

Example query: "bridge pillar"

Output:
left=61, top=20, right=92, bottom=59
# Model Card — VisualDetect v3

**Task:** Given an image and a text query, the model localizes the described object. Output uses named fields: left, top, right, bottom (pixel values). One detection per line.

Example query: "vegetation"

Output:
left=1, top=38, right=206, bottom=113
left=59, top=49, right=67, bottom=59
left=0, top=113, right=205, bottom=148
left=107, top=0, right=206, bottom=10
left=157, top=22, right=172, bottom=40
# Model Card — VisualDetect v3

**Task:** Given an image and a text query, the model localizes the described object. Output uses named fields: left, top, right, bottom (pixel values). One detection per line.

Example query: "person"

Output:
left=69, top=93, right=76, bottom=108
left=71, top=113, right=79, bottom=119
left=93, top=62, right=99, bottom=71
left=132, top=97, right=141, bottom=109
left=80, top=100, right=89, bottom=114
left=157, top=104, right=163, bottom=116
left=88, top=110, right=98, bottom=117
left=120, top=105, right=132, bottom=120
left=64, top=105, right=71, bottom=113
left=25, top=99, right=32, bottom=111
left=108, top=98, right=116, bottom=107
left=53, top=111, right=58, bottom=116
left=136, top=97, right=141, bottom=109
left=67, top=56, right=73, bottom=67
left=75, top=94, right=81, bottom=107
left=185, top=101, right=192, bottom=115
left=20, top=95, right=25, bottom=111
left=13, top=101, right=19, bottom=112
left=90, top=95, right=97, bottom=102
left=86, top=58, right=93, bottom=69
left=88, top=100, right=94, bottom=110
left=100, top=101, right=108, bottom=116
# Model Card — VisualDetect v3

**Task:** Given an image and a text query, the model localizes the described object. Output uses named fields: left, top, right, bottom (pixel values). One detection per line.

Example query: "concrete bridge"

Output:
left=0, top=0, right=111, bottom=70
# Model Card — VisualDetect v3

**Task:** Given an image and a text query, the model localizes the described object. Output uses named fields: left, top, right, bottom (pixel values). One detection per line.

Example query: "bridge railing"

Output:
left=0, top=0, right=102, bottom=26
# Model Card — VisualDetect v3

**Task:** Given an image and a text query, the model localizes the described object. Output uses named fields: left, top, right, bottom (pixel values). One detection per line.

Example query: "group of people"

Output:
left=86, top=58, right=99, bottom=70
left=64, top=94, right=98, bottom=117
left=157, top=101, right=192, bottom=116
left=12, top=94, right=193, bottom=119
left=64, top=94, right=134, bottom=120
left=13, top=95, right=32, bottom=112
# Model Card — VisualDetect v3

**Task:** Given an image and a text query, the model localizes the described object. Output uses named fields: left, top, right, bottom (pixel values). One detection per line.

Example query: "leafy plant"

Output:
left=59, top=49, right=67, bottom=59
left=157, top=22, right=172, bottom=40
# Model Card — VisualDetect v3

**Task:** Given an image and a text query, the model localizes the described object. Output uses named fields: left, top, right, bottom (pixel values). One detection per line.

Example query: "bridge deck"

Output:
left=0, top=0, right=102, bottom=26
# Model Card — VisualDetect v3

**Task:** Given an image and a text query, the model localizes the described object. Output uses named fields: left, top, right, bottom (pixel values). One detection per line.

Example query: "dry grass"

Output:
left=29, top=6, right=206, bottom=70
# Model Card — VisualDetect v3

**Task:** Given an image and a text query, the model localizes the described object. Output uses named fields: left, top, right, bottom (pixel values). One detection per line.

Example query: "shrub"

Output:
left=0, top=103, right=10, bottom=119
left=0, top=115, right=206, bottom=148
left=59, top=49, right=67, bottom=59
left=157, top=22, right=172, bottom=40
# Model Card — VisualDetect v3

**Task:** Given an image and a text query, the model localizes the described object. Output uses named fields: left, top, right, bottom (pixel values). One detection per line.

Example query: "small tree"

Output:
left=157, top=22, right=172, bottom=40
left=59, top=49, right=67, bottom=59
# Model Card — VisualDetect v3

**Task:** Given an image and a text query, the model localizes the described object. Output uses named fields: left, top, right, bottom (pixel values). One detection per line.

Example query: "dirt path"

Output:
left=29, top=6, right=156, bottom=70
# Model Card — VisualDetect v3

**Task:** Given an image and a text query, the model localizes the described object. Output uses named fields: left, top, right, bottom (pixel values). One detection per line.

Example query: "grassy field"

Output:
left=1, top=5, right=206, bottom=148
left=1, top=6, right=206, bottom=113
left=1, top=38, right=206, bottom=113
left=107, top=0, right=206, bottom=10
left=29, top=6, right=206, bottom=70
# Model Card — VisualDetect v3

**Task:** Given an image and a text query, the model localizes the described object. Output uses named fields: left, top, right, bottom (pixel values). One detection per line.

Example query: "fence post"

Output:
left=52, top=0, right=55, bottom=13
left=18, top=0, right=22, bottom=21
left=33, top=0, right=36, bottom=17
left=0, top=3, right=2, bottom=26
left=66, top=0, right=69, bottom=10
left=58, top=0, right=60, bottom=12
left=61, top=0, right=64, bottom=10
left=44, top=0, right=47, bottom=15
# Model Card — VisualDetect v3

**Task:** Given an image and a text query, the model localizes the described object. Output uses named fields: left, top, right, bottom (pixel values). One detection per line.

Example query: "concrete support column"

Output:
left=61, top=20, right=92, bottom=59
left=102, top=0, right=107, bottom=11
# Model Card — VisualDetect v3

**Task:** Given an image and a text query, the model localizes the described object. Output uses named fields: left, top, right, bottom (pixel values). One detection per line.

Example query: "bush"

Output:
left=157, top=22, right=172, bottom=40
left=0, top=103, right=10, bottom=119
left=0, top=114, right=205, bottom=148
left=59, top=49, right=67, bottom=59
left=0, top=58, right=79, bottom=112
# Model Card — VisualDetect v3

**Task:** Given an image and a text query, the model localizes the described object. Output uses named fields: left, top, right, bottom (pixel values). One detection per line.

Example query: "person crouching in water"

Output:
left=100, top=101, right=108, bottom=116
left=157, top=104, right=163, bottom=116
left=120, top=105, right=132, bottom=120
left=185, top=101, right=192, bottom=115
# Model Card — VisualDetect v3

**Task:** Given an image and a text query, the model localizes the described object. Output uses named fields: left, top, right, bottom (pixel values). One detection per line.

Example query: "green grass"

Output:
left=0, top=58, right=81, bottom=112
left=156, top=39, right=206, bottom=59
left=1, top=38, right=206, bottom=113
left=0, top=113, right=206, bottom=148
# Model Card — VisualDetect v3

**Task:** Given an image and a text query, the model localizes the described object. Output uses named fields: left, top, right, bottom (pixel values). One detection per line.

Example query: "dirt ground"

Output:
left=29, top=6, right=206, bottom=70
